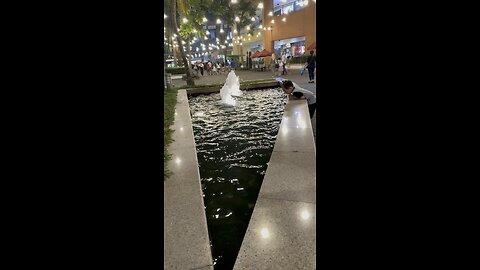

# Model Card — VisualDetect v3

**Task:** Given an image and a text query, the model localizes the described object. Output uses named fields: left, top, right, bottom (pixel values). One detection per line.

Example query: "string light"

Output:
left=282, top=18, right=286, bottom=22
left=202, top=17, right=208, bottom=22
left=164, top=14, right=167, bottom=18
left=271, top=19, right=275, bottom=24
left=258, top=3, right=263, bottom=9
left=182, top=18, right=188, bottom=23
left=216, top=18, right=222, bottom=24
left=251, top=17, right=255, bottom=21
left=268, top=11, right=273, bottom=16
left=235, top=16, right=240, bottom=22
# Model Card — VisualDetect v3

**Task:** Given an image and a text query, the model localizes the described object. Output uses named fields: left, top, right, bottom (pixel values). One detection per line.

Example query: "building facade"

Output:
left=263, top=0, right=316, bottom=65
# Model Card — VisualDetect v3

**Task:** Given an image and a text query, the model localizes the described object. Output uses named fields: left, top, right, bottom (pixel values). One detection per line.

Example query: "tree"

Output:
left=165, top=0, right=196, bottom=86
left=207, top=0, right=257, bottom=63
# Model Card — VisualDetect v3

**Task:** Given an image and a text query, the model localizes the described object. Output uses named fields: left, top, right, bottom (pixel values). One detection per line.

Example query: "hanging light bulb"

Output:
left=268, top=11, right=273, bottom=16
left=282, top=17, right=286, bottom=22
left=216, top=18, right=222, bottom=24
left=251, top=17, right=255, bottom=22
left=164, top=14, right=167, bottom=18
left=220, top=28, right=224, bottom=33
left=234, top=29, right=238, bottom=34
left=247, top=25, right=251, bottom=30
left=271, top=19, right=275, bottom=24
left=204, top=36, right=208, bottom=40
left=202, top=17, right=208, bottom=23
left=258, top=3, right=264, bottom=9
left=235, top=16, right=240, bottom=22
left=182, top=18, right=188, bottom=23
left=206, top=30, right=210, bottom=35
left=231, top=0, right=238, bottom=3
left=258, top=24, right=263, bottom=29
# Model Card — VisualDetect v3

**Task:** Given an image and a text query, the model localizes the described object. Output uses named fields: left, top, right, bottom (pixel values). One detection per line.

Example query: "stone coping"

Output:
left=233, top=100, right=316, bottom=269
left=164, top=90, right=214, bottom=270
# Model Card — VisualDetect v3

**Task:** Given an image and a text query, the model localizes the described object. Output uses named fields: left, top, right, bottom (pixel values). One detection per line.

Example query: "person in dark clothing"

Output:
left=199, top=62, right=204, bottom=76
left=305, top=50, right=316, bottom=83
left=280, top=80, right=317, bottom=118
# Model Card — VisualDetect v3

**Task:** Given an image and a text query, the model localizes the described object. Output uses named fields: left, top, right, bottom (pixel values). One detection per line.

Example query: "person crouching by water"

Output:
left=280, top=80, right=317, bottom=118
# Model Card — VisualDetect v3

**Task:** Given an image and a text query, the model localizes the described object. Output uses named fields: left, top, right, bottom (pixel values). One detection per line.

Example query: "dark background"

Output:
left=2, top=1, right=473, bottom=269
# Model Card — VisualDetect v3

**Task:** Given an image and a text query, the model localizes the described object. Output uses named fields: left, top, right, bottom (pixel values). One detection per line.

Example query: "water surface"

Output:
left=189, top=88, right=286, bottom=269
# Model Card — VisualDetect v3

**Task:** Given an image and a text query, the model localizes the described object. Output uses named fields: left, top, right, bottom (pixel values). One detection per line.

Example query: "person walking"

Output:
left=271, top=53, right=276, bottom=77
left=305, top=50, right=316, bottom=83
left=199, top=62, right=204, bottom=76
left=280, top=80, right=317, bottom=118
left=281, top=53, right=288, bottom=75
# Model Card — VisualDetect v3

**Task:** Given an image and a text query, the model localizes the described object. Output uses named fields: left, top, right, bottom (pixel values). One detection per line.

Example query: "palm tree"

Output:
left=167, top=0, right=195, bottom=86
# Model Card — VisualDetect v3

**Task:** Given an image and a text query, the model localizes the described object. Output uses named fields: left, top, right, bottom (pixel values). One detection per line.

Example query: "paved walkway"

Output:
left=164, top=90, right=213, bottom=270
left=172, top=68, right=318, bottom=143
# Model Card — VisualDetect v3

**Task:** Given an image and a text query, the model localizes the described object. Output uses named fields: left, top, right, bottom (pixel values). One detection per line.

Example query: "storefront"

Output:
left=273, top=36, right=306, bottom=58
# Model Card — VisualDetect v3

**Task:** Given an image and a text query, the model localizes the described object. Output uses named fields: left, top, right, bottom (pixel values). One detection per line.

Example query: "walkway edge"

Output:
left=164, top=90, right=213, bottom=270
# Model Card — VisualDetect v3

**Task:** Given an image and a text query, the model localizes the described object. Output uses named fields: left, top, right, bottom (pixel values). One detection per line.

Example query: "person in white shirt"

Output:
left=280, top=80, right=317, bottom=118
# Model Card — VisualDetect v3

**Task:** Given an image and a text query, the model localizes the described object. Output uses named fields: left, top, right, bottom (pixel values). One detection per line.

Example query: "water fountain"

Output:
left=189, top=84, right=285, bottom=269
left=219, top=71, right=243, bottom=106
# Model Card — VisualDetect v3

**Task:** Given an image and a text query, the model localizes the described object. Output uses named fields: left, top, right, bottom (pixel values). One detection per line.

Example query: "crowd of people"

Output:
left=188, top=50, right=316, bottom=83
left=192, top=60, right=239, bottom=76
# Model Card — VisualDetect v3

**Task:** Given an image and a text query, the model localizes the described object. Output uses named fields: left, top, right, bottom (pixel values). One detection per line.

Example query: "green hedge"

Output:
left=165, top=67, right=187, bottom=74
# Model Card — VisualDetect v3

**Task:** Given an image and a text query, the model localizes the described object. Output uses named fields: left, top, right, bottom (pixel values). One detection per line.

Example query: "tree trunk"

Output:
left=186, top=38, right=192, bottom=68
left=170, top=0, right=195, bottom=86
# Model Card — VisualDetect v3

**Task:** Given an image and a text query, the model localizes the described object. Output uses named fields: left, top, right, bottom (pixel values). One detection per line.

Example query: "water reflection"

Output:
left=189, top=88, right=285, bottom=269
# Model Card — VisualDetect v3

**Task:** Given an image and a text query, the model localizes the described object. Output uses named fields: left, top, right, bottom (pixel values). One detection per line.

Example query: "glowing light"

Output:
left=251, top=17, right=255, bottom=21
left=282, top=17, right=286, bottom=22
left=231, top=0, right=237, bottom=3
left=216, top=18, right=222, bottom=24
left=234, top=29, right=238, bottom=34
left=301, top=210, right=310, bottom=220
left=261, top=228, right=270, bottom=239
left=258, top=24, right=263, bottom=29
left=235, top=16, right=240, bottom=22
left=220, top=28, right=224, bottom=33
left=271, top=19, right=275, bottom=24
left=246, top=25, right=251, bottom=30
left=164, top=14, right=167, bottom=18
left=182, top=18, right=188, bottom=23
left=258, top=3, right=264, bottom=9
left=206, top=30, right=210, bottom=35
left=268, top=11, right=273, bottom=16
left=202, top=17, right=208, bottom=22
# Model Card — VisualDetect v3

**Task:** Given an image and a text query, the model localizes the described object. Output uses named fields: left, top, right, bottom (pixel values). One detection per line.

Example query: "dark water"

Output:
left=189, top=89, right=286, bottom=270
